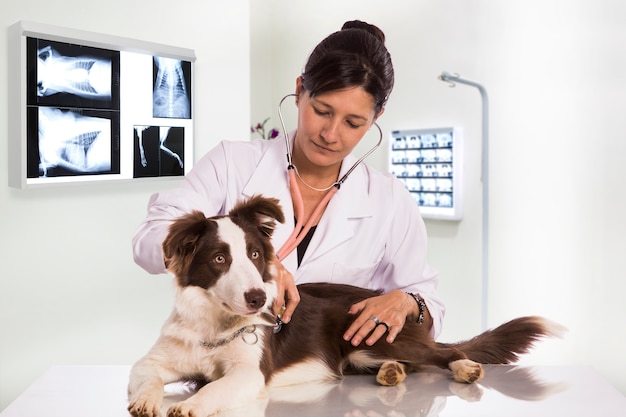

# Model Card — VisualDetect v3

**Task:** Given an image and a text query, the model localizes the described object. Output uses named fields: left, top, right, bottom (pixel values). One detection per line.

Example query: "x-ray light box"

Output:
left=8, top=21, right=196, bottom=188
left=389, top=127, right=463, bottom=221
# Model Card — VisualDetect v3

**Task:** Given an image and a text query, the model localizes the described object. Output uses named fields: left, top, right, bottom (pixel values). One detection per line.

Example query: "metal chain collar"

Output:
left=200, top=325, right=258, bottom=349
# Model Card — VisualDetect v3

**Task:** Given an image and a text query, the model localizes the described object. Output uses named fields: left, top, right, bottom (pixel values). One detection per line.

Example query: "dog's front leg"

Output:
left=166, top=366, right=265, bottom=417
left=128, top=359, right=182, bottom=417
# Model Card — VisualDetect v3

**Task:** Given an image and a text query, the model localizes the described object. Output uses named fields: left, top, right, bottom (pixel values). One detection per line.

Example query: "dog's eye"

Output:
left=251, top=250, right=260, bottom=259
left=214, top=254, right=226, bottom=264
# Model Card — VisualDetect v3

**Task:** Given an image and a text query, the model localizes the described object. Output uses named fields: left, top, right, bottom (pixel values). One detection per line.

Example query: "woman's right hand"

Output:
left=271, top=260, right=300, bottom=323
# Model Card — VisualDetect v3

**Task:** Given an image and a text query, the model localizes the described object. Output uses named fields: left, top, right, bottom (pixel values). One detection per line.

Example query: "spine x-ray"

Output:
left=152, top=57, right=191, bottom=119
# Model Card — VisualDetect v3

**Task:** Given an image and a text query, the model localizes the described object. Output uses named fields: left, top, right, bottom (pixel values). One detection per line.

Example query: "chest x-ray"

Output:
left=29, top=38, right=120, bottom=110
left=34, top=107, right=113, bottom=177
left=37, top=45, right=111, bottom=100
left=25, top=38, right=120, bottom=179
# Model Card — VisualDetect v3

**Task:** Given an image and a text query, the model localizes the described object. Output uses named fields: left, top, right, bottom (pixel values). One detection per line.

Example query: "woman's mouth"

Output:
left=312, top=141, right=337, bottom=153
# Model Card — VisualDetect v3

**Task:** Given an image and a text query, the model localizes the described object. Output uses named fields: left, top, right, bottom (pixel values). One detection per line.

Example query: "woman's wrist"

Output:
left=406, top=292, right=426, bottom=324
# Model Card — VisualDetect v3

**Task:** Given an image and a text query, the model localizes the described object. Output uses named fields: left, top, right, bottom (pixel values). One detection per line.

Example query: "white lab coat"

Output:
left=132, top=134, right=445, bottom=337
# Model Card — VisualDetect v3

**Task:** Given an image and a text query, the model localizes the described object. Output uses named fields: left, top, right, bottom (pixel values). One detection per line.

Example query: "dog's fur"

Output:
left=128, top=196, right=564, bottom=417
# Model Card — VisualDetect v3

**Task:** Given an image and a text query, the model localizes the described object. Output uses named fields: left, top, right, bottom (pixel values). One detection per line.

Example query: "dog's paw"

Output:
left=128, top=395, right=162, bottom=417
left=376, top=361, right=407, bottom=386
left=449, top=359, right=484, bottom=383
left=167, top=401, right=203, bottom=417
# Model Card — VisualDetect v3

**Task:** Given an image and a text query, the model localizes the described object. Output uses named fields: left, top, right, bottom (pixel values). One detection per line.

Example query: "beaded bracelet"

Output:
left=407, top=292, right=426, bottom=324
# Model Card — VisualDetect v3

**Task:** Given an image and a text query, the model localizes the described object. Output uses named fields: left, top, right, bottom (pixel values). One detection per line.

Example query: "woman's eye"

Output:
left=214, top=255, right=226, bottom=264
left=313, top=107, right=328, bottom=116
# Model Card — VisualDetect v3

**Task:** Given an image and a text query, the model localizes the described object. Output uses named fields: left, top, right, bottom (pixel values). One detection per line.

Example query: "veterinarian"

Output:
left=133, top=20, right=445, bottom=346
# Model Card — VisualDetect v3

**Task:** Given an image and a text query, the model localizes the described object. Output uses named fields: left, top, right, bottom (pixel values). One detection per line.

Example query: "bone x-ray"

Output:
left=133, top=125, right=184, bottom=178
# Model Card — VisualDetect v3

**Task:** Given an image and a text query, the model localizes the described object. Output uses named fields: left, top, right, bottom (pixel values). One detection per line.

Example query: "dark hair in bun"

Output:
left=341, top=20, right=385, bottom=43
left=301, top=20, right=394, bottom=115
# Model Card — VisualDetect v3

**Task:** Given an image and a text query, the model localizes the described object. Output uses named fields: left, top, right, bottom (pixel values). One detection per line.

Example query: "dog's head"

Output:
left=162, top=195, right=285, bottom=316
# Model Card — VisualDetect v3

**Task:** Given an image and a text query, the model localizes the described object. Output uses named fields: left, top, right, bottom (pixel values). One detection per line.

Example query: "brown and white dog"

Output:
left=128, top=196, right=563, bottom=417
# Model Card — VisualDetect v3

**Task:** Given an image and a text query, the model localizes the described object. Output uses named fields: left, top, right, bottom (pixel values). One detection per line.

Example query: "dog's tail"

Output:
left=441, top=316, right=566, bottom=364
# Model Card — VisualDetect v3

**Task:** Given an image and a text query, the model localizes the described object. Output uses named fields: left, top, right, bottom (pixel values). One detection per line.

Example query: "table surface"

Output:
left=1, top=364, right=624, bottom=416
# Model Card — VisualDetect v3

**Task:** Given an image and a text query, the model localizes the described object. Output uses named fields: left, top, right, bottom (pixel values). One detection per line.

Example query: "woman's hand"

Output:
left=343, top=290, right=422, bottom=346
left=271, top=260, right=300, bottom=323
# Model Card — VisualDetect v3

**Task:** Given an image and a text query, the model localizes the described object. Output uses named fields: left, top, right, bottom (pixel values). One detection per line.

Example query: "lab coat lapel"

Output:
left=241, top=138, right=290, bottom=203
left=241, top=137, right=298, bottom=271
left=302, top=158, right=372, bottom=264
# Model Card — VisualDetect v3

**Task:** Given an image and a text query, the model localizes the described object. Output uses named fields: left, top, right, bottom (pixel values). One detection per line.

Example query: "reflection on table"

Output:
left=161, top=364, right=620, bottom=417
left=1, top=364, right=624, bottom=417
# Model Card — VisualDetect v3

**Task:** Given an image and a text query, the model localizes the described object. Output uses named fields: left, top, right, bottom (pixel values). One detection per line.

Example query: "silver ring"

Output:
left=380, top=322, right=390, bottom=332
left=369, top=316, right=380, bottom=325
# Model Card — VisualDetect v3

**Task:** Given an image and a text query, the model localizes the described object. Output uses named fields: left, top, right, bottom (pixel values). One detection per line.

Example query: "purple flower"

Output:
left=251, top=117, right=279, bottom=140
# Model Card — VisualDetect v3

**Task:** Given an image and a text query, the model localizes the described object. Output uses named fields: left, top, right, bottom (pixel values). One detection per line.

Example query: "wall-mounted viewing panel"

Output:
left=389, top=127, right=462, bottom=221
left=8, top=21, right=196, bottom=188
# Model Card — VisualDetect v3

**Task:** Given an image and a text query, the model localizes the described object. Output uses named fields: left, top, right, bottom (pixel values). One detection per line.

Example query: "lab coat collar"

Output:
left=241, top=136, right=291, bottom=204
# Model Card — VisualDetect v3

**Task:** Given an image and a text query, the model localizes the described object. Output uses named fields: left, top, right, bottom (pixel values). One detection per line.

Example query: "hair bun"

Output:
left=341, top=20, right=385, bottom=44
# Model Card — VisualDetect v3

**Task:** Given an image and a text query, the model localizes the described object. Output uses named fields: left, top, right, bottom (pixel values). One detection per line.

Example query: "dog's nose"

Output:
left=244, top=289, right=267, bottom=310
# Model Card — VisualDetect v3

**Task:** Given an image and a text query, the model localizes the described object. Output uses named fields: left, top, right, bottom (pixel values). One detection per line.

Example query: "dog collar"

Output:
left=200, top=325, right=258, bottom=348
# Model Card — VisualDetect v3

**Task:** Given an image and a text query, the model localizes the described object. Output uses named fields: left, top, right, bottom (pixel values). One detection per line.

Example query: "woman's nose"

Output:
left=321, top=118, right=341, bottom=143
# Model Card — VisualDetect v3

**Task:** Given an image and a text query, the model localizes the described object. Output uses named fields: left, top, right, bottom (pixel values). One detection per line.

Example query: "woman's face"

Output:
left=294, top=79, right=383, bottom=170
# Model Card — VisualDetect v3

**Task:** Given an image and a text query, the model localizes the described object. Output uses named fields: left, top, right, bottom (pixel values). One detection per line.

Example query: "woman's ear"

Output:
left=295, top=76, right=303, bottom=104
left=375, top=107, right=386, bottom=121
left=295, top=76, right=303, bottom=93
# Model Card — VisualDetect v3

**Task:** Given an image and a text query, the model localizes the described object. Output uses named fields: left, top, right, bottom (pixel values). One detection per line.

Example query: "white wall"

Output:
left=251, top=0, right=626, bottom=395
left=0, top=0, right=250, bottom=410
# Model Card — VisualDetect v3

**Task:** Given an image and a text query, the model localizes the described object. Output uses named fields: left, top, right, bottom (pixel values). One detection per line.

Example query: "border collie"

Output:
left=128, top=195, right=563, bottom=417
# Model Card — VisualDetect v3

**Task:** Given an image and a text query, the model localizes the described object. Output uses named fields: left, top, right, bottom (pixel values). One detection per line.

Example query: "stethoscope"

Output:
left=274, top=93, right=383, bottom=261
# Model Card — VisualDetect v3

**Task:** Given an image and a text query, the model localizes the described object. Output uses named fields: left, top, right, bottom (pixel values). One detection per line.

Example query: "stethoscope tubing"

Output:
left=275, top=170, right=338, bottom=261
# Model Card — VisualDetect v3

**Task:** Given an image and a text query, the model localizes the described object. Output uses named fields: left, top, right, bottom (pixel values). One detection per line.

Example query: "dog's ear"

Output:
left=229, top=195, right=285, bottom=237
left=162, top=210, right=210, bottom=277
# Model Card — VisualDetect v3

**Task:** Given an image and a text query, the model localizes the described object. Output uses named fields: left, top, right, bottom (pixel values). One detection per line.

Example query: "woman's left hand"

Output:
left=343, top=290, right=415, bottom=346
